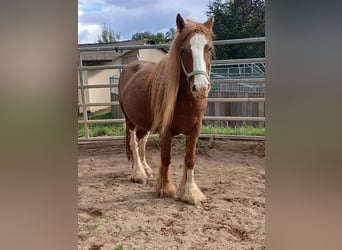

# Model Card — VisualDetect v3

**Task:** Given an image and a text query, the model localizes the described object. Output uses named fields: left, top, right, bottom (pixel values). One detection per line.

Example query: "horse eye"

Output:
left=208, top=46, right=212, bottom=51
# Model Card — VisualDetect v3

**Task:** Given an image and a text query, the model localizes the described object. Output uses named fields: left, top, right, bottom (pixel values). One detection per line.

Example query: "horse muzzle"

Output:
left=190, top=76, right=211, bottom=99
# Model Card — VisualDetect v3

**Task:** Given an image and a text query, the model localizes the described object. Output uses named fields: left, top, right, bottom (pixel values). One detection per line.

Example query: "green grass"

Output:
left=78, top=123, right=125, bottom=137
left=114, top=243, right=124, bottom=250
left=78, top=112, right=124, bottom=137
left=136, top=225, right=150, bottom=236
left=78, top=112, right=265, bottom=137
left=201, top=124, right=265, bottom=136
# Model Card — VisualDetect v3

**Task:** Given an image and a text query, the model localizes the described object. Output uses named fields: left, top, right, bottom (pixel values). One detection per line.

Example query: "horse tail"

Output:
left=125, top=125, right=132, bottom=162
left=118, top=68, right=132, bottom=162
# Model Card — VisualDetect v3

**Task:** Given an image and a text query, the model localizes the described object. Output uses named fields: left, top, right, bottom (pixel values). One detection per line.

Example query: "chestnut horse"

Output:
left=119, top=13, right=214, bottom=205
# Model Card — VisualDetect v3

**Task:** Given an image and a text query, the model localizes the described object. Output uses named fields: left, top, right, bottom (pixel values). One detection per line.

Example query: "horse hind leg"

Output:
left=128, top=128, right=148, bottom=184
left=137, top=132, right=153, bottom=177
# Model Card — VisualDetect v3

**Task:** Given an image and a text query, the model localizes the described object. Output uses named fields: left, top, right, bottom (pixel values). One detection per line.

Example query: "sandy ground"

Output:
left=78, top=138, right=265, bottom=250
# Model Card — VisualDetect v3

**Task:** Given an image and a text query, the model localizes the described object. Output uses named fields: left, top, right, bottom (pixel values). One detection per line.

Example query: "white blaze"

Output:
left=190, top=34, right=209, bottom=90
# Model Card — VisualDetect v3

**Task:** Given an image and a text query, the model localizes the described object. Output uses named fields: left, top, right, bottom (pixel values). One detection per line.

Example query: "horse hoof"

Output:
left=144, top=168, right=154, bottom=178
left=179, top=188, right=206, bottom=206
left=128, top=175, right=147, bottom=184
left=156, top=183, right=176, bottom=198
left=181, top=195, right=206, bottom=206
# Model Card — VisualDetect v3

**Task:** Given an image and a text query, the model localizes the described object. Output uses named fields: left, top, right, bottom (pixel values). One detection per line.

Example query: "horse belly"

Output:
left=124, top=94, right=152, bottom=131
left=119, top=63, right=154, bottom=131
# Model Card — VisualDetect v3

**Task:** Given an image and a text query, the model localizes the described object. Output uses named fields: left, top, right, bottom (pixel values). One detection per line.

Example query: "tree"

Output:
left=131, top=28, right=175, bottom=44
left=131, top=31, right=166, bottom=44
left=131, top=31, right=154, bottom=41
left=165, top=28, right=176, bottom=42
left=97, top=24, right=120, bottom=43
left=154, top=32, right=166, bottom=44
left=207, top=0, right=265, bottom=59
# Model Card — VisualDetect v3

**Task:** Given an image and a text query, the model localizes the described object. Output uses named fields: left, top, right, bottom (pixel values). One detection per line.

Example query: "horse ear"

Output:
left=176, top=13, right=185, bottom=31
left=203, top=16, right=214, bottom=30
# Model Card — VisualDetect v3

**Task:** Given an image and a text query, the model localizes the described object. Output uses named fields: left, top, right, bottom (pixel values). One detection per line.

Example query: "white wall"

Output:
left=79, top=49, right=166, bottom=113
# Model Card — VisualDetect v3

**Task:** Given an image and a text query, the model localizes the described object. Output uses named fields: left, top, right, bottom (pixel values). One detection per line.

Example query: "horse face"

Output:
left=180, top=34, right=212, bottom=99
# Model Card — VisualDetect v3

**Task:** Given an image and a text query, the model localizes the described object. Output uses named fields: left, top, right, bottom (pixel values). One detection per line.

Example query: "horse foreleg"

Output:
left=156, top=135, right=176, bottom=198
left=128, top=129, right=148, bottom=184
left=138, top=133, right=153, bottom=177
left=176, top=133, right=206, bottom=205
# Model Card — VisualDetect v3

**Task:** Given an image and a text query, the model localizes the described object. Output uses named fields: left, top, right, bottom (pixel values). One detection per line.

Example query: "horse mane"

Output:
left=149, top=19, right=213, bottom=137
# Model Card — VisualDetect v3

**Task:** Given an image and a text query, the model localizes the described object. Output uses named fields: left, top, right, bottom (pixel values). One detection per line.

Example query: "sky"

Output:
left=78, top=0, right=211, bottom=44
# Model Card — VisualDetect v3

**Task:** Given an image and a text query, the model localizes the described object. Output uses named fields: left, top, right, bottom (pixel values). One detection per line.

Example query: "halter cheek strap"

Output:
left=180, top=57, right=211, bottom=81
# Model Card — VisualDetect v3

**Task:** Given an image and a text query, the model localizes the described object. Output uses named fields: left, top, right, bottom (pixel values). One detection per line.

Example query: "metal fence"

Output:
left=78, top=37, right=265, bottom=142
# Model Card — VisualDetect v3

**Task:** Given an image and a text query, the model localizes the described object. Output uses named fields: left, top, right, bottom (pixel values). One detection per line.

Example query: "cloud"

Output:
left=104, top=0, right=159, bottom=9
left=78, top=22, right=102, bottom=44
left=78, top=0, right=210, bottom=43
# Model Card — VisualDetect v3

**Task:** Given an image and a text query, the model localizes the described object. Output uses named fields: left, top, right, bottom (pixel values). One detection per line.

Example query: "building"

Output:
left=78, top=39, right=167, bottom=113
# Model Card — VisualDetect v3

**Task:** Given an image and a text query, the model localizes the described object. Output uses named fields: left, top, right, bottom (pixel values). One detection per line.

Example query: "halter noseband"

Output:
left=180, top=56, right=211, bottom=82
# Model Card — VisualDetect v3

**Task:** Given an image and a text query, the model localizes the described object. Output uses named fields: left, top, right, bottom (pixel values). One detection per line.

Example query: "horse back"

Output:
left=119, top=60, right=156, bottom=131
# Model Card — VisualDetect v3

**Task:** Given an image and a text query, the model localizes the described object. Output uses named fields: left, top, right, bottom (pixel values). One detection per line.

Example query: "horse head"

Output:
left=176, top=13, right=214, bottom=99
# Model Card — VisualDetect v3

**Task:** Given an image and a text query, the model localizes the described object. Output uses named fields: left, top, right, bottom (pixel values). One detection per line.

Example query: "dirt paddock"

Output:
left=78, top=138, right=265, bottom=250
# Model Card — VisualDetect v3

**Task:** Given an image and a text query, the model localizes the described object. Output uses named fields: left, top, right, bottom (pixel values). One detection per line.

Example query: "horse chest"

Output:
left=171, top=95, right=207, bottom=135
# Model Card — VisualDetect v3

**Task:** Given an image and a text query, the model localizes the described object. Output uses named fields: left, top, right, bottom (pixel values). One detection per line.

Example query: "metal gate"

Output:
left=78, top=37, right=265, bottom=142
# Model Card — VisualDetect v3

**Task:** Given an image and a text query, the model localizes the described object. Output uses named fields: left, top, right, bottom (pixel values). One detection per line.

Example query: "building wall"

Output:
left=122, top=50, right=139, bottom=64
left=79, top=49, right=166, bottom=113
left=78, top=70, right=90, bottom=113
left=139, top=49, right=166, bottom=63
left=79, top=57, right=121, bottom=113
left=87, top=68, right=121, bottom=112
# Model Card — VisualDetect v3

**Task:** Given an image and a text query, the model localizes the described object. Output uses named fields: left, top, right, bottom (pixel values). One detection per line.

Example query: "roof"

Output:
left=79, top=39, right=153, bottom=62
left=81, top=51, right=126, bottom=62
left=78, top=39, right=151, bottom=48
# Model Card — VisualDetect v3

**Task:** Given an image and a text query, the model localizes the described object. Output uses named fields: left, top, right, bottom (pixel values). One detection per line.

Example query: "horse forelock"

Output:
left=150, top=19, right=213, bottom=137
left=182, top=19, right=214, bottom=43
